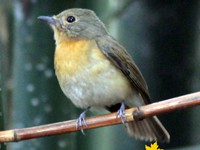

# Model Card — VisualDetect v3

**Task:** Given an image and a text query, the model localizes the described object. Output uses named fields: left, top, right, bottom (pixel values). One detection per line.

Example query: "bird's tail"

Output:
left=126, top=116, right=170, bottom=142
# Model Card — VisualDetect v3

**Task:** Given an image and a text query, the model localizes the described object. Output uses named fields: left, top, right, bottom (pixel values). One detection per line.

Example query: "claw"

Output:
left=116, top=102, right=126, bottom=124
left=76, top=108, right=89, bottom=134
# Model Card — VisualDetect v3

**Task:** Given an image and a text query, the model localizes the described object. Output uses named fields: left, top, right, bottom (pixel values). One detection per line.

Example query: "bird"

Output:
left=38, top=8, right=170, bottom=142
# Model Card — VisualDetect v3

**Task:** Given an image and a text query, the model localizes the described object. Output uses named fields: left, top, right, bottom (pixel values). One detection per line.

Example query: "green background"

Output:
left=1, top=0, right=200, bottom=149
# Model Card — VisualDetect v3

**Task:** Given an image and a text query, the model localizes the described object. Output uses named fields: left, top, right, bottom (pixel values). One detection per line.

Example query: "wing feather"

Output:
left=95, top=35, right=151, bottom=104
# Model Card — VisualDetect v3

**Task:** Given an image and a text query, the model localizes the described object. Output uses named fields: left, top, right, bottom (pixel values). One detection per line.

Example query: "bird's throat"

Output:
left=54, top=39, right=94, bottom=78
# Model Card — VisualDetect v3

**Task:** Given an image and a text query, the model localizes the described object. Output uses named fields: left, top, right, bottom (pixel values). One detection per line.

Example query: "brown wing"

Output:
left=96, top=36, right=171, bottom=142
left=95, top=35, right=151, bottom=104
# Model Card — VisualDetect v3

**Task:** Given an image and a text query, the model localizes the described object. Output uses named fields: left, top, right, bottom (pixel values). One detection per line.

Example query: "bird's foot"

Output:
left=76, top=109, right=88, bottom=135
left=116, top=102, right=126, bottom=124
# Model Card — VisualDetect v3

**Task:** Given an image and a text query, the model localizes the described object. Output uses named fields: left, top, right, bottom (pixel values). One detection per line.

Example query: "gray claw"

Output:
left=116, top=102, right=126, bottom=124
left=76, top=110, right=88, bottom=135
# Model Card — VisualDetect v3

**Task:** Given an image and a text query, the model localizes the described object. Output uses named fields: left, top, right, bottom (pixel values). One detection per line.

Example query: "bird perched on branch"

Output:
left=38, top=8, right=170, bottom=142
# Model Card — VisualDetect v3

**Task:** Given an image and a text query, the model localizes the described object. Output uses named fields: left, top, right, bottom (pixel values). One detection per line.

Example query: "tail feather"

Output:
left=126, top=116, right=170, bottom=142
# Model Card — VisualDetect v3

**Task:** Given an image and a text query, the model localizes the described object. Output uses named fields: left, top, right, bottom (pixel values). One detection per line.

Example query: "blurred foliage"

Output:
left=0, top=54, right=7, bottom=150
left=0, top=77, right=6, bottom=150
left=143, top=1, right=199, bottom=149
left=0, top=1, right=8, bottom=150
left=0, top=0, right=200, bottom=150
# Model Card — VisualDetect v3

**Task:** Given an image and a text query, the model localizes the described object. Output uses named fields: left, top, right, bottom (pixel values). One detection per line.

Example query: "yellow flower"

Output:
left=145, top=142, right=164, bottom=150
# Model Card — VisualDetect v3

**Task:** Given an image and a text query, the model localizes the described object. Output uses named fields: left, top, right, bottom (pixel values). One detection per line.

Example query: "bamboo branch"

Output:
left=0, top=91, right=200, bottom=143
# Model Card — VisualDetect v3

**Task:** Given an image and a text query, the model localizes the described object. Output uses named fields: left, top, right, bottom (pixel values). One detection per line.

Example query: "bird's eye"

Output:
left=66, top=16, right=76, bottom=23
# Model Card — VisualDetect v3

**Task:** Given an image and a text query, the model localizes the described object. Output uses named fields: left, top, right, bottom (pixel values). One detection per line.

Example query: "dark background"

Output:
left=1, top=0, right=200, bottom=149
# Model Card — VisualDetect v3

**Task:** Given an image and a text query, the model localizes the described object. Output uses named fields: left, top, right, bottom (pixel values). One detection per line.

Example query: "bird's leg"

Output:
left=116, top=102, right=126, bottom=124
left=76, top=107, right=90, bottom=134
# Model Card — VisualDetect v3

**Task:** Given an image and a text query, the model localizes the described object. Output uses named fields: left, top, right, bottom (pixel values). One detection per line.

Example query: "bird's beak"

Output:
left=37, top=16, right=58, bottom=25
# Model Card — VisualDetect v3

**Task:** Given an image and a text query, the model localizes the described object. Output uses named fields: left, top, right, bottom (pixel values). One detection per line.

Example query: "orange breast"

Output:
left=54, top=39, right=105, bottom=78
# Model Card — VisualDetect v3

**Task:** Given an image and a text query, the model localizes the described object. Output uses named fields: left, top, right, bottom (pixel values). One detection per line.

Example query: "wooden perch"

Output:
left=0, top=91, right=200, bottom=143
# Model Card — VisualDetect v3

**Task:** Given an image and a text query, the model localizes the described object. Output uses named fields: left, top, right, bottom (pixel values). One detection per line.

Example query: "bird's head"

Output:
left=38, top=8, right=108, bottom=44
